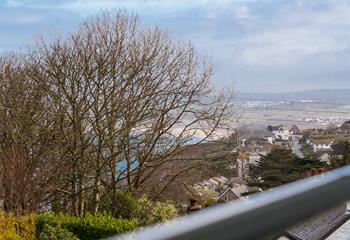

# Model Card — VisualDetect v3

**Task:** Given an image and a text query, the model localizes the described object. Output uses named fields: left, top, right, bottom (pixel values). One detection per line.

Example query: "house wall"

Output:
left=220, top=190, right=239, bottom=202
left=313, top=144, right=332, bottom=153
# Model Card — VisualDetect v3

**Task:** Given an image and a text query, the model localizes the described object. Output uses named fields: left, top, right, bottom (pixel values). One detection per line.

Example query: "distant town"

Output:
left=192, top=120, right=350, bottom=207
left=186, top=119, right=350, bottom=237
left=235, top=89, right=350, bottom=131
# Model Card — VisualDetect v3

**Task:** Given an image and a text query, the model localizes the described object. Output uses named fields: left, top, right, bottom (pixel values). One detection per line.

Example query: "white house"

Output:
left=270, top=125, right=292, bottom=141
left=312, top=139, right=334, bottom=153
left=194, top=176, right=228, bottom=191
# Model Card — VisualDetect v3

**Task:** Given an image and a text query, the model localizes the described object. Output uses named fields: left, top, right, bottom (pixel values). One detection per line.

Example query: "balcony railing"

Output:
left=107, top=166, right=350, bottom=240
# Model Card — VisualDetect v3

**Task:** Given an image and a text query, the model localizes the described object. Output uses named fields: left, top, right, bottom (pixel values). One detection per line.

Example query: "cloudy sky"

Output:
left=1, top=0, right=350, bottom=92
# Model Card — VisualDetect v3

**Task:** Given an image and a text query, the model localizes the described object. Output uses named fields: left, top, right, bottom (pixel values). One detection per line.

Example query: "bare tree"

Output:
left=0, top=55, right=58, bottom=214
left=0, top=10, right=235, bottom=215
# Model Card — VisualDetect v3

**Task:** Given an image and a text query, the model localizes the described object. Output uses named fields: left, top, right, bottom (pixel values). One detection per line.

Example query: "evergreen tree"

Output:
left=249, top=146, right=325, bottom=190
left=341, top=121, right=350, bottom=130
left=330, top=141, right=350, bottom=168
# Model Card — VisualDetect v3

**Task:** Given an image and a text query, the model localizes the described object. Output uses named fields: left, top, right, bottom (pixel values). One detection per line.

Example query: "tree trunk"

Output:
left=92, top=174, right=101, bottom=214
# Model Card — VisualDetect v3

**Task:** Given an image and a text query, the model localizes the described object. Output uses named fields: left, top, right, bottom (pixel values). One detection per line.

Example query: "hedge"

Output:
left=37, top=212, right=136, bottom=240
left=39, top=224, right=79, bottom=240
left=0, top=212, right=36, bottom=240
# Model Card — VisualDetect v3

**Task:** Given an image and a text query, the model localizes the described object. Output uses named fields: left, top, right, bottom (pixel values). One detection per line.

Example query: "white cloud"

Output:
left=1, top=0, right=350, bottom=91
left=0, top=13, right=45, bottom=24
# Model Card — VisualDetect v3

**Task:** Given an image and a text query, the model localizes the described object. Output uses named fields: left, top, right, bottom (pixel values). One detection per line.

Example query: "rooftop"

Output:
left=283, top=204, right=349, bottom=240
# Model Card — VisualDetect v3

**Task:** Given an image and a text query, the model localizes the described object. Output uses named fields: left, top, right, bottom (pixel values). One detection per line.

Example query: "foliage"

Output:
left=99, top=191, right=138, bottom=219
left=0, top=9, right=234, bottom=215
left=37, top=212, right=136, bottom=240
left=240, top=187, right=262, bottom=197
left=202, top=198, right=217, bottom=208
left=330, top=140, right=350, bottom=168
left=300, top=143, right=314, bottom=156
left=299, top=132, right=311, bottom=144
left=98, top=191, right=178, bottom=226
left=341, top=120, right=350, bottom=130
left=295, top=155, right=326, bottom=170
left=132, top=197, right=178, bottom=226
left=151, top=202, right=179, bottom=224
left=267, top=125, right=273, bottom=132
left=0, top=212, right=36, bottom=240
left=195, top=188, right=218, bottom=202
left=249, top=147, right=300, bottom=189
left=249, top=146, right=325, bottom=189
left=332, top=140, right=349, bottom=155
left=39, top=224, right=78, bottom=240
left=199, top=140, right=238, bottom=178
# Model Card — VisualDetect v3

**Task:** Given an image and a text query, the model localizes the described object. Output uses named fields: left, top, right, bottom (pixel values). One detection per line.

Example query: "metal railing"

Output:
left=107, top=166, right=350, bottom=240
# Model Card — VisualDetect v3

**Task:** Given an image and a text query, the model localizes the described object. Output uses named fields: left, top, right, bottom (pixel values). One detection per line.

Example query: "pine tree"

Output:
left=330, top=141, right=350, bottom=168
left=249, top=146, right=325, bottom=190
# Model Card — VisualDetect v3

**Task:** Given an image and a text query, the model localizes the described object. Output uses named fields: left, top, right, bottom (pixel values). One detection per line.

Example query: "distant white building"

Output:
left=270, top=125, right=292, bottom=141
left=194, top=176, right=228, bottom=191
left=312, top=139, right=334, bottom=153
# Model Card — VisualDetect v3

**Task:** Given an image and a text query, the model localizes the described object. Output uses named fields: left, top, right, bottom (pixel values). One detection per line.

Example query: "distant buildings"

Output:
left=312, top=139, right=334, bottom=153
left=188, top=121, right=350, bottom=218
left=216, top=177, right=259, bottom=203
left=236, top=124, right=303, bottom=179
left=218, top=188, right=241, bottom=202
left=270, top=125, right=292, bottom=141
left=193, top=176, right=257, bottom=206
left=194, top=176, right=228, bottom=191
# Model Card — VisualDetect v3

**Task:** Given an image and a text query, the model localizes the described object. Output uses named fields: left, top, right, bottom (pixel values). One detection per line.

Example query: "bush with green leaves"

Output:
left=99, top=191, right=178, bottom=226
left=133, top=197, right=178, bottom=226
left=99, top=191, right=138, bottom=219
left=39, top=224, right=78, bottom=240
left=38, top=213, right=136, bottom=240
left=202, top=198, right=216, bottom=208
left=152, top=201, right=178, bottom=223
left=0, top=211, right=36, bottom=240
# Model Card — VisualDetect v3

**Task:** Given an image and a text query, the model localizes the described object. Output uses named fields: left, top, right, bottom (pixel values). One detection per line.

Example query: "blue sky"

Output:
left=1, top=0, right=350, bottom=92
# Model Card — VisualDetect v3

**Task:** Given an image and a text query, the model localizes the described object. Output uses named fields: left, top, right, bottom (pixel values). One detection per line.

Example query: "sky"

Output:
left=1, top=0, right=350, bottom=92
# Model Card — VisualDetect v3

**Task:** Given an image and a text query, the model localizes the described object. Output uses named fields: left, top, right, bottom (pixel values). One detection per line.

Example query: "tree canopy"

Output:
left=0, top=10, right=235, bottom=216
left=249, top=146, right=325, bottom=189
left=330, top=140, right=350, bottom=169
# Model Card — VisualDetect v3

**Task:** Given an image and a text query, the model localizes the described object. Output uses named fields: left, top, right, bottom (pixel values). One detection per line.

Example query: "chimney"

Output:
left=305, top=168, right=327, bottom=178
left=187, top=199, right=202, bottom=213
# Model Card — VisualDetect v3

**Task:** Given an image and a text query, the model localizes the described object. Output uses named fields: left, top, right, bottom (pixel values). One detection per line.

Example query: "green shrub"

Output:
left=151, top=201, right=178, bottom=223
left=99, top=191, right=138, bottom=219
left=0, top=212, right=36, bottom=240
left=99, top=192, right=178, bottom=227
left=133, top=198, right=178, bottom=226
left=202, top=198, right=216, bottom=208
left=39, top=224, right=78, bottom=240
left=0, top=231, right=24, bottom=240
left=38, top=213, right=136, bottom=240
